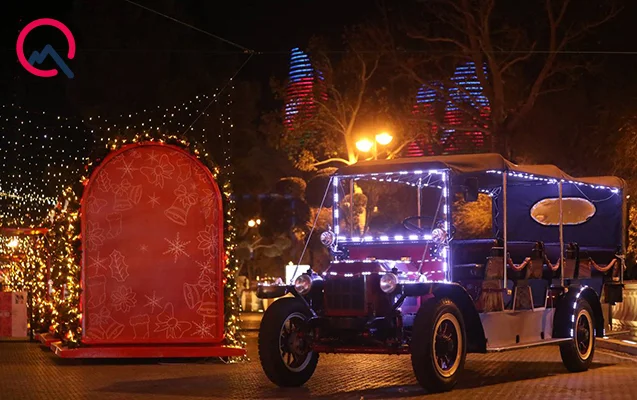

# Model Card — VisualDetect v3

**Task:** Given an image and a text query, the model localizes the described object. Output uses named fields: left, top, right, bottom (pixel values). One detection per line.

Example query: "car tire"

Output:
left=411, top=297, right=466, bottom=393
left=559, top=298, right=595, bottom=372
left=258, top=297, right=318, bottom=387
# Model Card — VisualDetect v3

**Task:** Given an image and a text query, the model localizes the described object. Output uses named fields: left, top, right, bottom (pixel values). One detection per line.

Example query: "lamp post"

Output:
left=356, top=132, right=393, bottom=160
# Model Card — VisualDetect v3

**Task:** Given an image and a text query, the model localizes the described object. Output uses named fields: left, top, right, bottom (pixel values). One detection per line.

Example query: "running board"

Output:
left=603, top=330, right=631, bottom=337
left=487, top=338, right=571, bottom=352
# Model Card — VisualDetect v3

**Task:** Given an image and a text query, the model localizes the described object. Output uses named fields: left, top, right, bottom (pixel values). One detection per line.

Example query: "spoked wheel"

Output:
left=411, top=298, right=466, bottom=393
left=560, top=298, right=595, bottom=372
left=433, top=313, right=462, bottom=378
left=279, top=312, right=313, bottom=372
left=258, top=298, right=318, bottom=387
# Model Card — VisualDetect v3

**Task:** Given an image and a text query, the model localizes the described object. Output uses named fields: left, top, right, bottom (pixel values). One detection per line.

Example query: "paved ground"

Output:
left=1, top=330, right=637, bottom=400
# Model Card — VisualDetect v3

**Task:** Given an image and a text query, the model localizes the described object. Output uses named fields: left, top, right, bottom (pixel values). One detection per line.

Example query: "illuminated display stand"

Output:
left=49, top=142, right=245, bottom=358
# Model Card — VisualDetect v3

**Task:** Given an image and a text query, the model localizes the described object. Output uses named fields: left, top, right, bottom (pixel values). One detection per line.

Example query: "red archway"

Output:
left=66, top=142, right=241, bottom=356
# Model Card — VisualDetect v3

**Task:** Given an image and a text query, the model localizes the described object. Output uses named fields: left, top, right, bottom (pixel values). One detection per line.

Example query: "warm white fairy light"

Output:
left=0, top=91, right=234, bottom=227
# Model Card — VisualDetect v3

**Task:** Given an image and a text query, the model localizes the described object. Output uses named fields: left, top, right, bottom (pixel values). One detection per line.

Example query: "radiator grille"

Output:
left=324, top=277, right=366, bottom=312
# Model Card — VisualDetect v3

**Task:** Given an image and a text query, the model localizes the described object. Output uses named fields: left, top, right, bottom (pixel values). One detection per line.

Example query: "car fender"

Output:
left=553, top=285, right=604, bottom=339
left=427, top=283, right=487, bottom=353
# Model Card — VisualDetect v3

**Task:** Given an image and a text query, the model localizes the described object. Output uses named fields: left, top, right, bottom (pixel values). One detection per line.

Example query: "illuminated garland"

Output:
left=47, top=131, right=246, bottom=358
left=0, top=232, right=51, bottom=336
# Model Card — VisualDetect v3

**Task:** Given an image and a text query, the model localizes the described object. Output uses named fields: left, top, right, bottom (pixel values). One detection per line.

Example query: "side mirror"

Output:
left=463, top=177, right=479, bottom=202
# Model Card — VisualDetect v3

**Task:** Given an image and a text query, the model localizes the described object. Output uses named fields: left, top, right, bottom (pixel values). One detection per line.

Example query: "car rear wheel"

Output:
left=560, top=298, right=595, bottom=372
left=411, top=297, right=466, bottom=393
left=258, top=298, right=318, bottom=387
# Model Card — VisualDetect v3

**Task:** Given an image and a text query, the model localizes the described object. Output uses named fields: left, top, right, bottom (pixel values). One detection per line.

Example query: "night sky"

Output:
left=1, top=0, right=373, bottom=114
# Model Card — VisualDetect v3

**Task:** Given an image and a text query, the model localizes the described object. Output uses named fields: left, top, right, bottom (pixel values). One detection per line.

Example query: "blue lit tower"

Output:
left=408, top=61, right=491, bottom=156
left=284, top=48, right=326, bottom=130
left=442, top=61, right=491, bottom=153
left=408, top=81, right=445, bottom=157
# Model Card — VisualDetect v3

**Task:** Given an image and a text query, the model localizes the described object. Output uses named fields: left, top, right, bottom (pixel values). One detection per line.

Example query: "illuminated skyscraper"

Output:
left=284, top=48, right=326, bottom=131
left=408, top=61, right=491, bottom=156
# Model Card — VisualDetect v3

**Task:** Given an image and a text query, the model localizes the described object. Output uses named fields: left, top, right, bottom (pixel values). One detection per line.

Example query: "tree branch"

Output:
left=312, top=157, right=352, bottom=167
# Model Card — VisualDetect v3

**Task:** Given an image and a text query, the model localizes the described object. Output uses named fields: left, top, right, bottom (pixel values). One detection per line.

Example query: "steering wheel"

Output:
left=402, top=216, right=435, bottom=234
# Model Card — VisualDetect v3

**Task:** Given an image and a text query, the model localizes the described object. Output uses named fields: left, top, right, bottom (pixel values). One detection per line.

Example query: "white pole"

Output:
left=503, top=172, right=508, bottom=289
left=559, top=180, right=564, bottom=288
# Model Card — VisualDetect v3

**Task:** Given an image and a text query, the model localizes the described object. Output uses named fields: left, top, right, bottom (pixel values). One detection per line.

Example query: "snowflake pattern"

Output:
left=192, top=318, right=215, bottom=338
left=139, top=244, right=149, bottom=252
left=195, top=259, right=216, bottom=279
left=88, top=253, right=108, bottom=275
left=147, top=193, right=160, bottom=208
left=144, top=291, right=163, bottom=314
left=163, top=232, right=191, bottom=263
left=117, top=157, right=138, bottom=179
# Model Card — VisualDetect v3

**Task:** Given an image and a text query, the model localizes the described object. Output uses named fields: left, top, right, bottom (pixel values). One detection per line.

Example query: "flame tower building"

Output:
left=284, top=48, right=326, bottom=131
left=408, top=61, right=491, bottom=156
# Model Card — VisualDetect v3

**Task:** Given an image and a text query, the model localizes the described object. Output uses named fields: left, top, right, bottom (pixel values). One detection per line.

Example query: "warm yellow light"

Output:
left=8, top=238, right=19, bottom=248
left=375, top=132, right=393, bottom=146
left=256, top=219, right=261, bottom=225
left=247, top=219, right=256, bottom=227
left=356, top=139, right=374, bottom=152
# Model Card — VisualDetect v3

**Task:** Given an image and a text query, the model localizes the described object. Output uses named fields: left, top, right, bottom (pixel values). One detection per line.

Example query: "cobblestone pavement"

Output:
left=1, top=333, right=636, bottom=400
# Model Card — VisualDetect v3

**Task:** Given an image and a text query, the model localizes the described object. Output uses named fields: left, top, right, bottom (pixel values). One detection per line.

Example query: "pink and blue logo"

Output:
left=16, top=18, right=75, bottom=79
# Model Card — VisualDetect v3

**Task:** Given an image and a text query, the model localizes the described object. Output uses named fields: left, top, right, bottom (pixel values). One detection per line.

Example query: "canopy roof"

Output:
left=336, top=153, right=624, bottom=189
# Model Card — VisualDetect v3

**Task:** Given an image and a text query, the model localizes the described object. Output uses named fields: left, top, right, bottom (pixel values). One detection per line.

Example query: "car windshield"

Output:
left=333, top=172, right=446, bottom=241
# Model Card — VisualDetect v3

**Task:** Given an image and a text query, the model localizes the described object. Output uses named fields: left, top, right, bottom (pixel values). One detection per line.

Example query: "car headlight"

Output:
left=294, top=274, right=312, bottom=295
left=431, top=228, right=446, bottom=244
left=320, top=231, right=336, bottom=247
left=380, top=273, right=398, bottom=294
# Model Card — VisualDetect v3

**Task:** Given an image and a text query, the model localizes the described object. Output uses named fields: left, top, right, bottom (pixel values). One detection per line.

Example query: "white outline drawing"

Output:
left=129, top=314, right=150, bottom=339
left=195, top=259, right=215, bottom=279
left=196, top=301, right=217, bottom=319
left=143, top=291, right=163, bottom=314
left=108, top=250, right=130, bottom=282
left=154, top=303, right=192, bottom=339
left=87, top=275, right=107, bottom=309
left=147, top=193, right=160, bottom=208
left=106, top=212, right=123, bottom=239
left=164, top=185, right=198, bottom=226
left=163, top=232, right=191, bottom=263
left=96, top=170, right=112, bottom=192
left=146, top=150, right=159, bottom=163
left=111, top=285, right=137, bottom=313
left=112, top=180, right=142, bottom=212
left=193, top=318, right=215, bottom=338
left=86, top=221, right=106, bottom=251
left=197, top=225, right=218, bottom=258
left=199, top=189, right=218, bottom=219
left=183, top=282, right=203, bottom=309
left=88, top=253, right=108, bottom=275
left=176, top=158, right=192, bottom=183
left=140, top=154, right=175, bottom=188
left=87, top=307, right=125, bottom=340
left=117, top=157, right=138, bottom=179
left=87, top=195, right=108, bottom=214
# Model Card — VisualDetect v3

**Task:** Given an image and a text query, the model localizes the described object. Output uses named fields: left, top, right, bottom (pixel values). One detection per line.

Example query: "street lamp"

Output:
left=356, top=132, right=393, bottom=160
left=375, top=132, right=393, bottom=146
left=355, top=138, right=374, bottom=153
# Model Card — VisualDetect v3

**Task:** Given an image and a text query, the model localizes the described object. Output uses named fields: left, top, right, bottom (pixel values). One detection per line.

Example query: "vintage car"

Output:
left=256, top=153, right=626, bottom=392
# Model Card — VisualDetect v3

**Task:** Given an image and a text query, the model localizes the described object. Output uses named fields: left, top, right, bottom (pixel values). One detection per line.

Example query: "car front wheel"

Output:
left=258, top=297, right=318, bottom=387
left=411, top=297, right=466, bottom=393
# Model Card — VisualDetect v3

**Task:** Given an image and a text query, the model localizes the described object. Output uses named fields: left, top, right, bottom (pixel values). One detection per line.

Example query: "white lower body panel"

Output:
left=480, top=307, right=558, bottom=351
